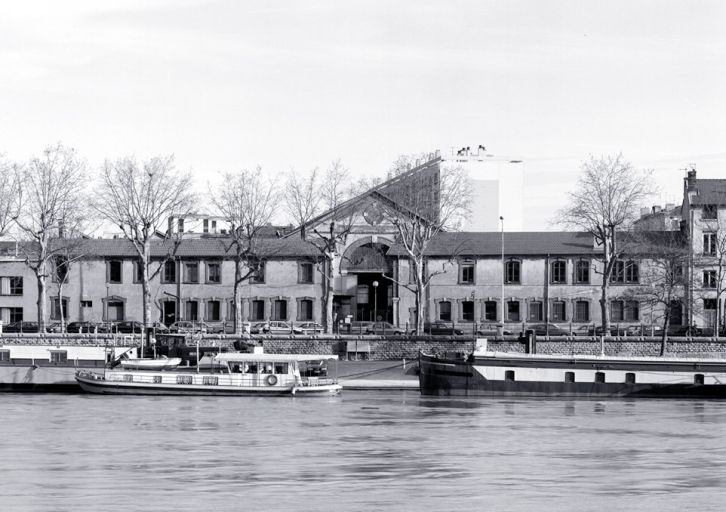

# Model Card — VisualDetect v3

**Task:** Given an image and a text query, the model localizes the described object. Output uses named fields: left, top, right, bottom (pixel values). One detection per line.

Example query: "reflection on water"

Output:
left=2, top=393, right=726, bottom=511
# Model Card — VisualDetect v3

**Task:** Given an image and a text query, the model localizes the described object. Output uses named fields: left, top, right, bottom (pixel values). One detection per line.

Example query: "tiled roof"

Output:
left=0, top=237, right=321, bottom=259
left=692, top=179, right=726, bottom=206
left=387, top=231, right=600, bottom=257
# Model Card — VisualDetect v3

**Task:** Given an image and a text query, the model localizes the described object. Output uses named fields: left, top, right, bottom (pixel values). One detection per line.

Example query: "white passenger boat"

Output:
left=119, top=356, right=182, bottom=371
left=76, top=353, right=342, bottom=396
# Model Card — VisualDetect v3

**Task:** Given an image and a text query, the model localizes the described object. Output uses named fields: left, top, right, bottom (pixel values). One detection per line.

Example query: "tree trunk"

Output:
left=58, top=277, right=65, bottom=332
left=140, top=244, right=153, bottom=357
left=234, top=260, right=243, bottom=336
left=660, top=313, right=671, bottom=357
left=415, top=285, right=425, bottom=334
left=324, top=253, right=336, bottom=334
left=36, top=272, right=47, bottom=333
left=600, top=280, right=610, bottom=333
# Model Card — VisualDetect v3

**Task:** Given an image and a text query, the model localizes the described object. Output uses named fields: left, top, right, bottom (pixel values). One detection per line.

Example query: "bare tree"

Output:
left=557, top=154, right=653, bottom=335
left=52, top=248, right=86, bottom=333
left=623, top=230, right=690, bottom=355
left=283, top=160, right=358, bottom=334
left=0, top=155, right=20, bottom=238
left=13, top=143, right=87, bottom=332
left=284, top=167, right=320, bottom=240
left=211, top=167, right=278, bottom=335
left=95, top=155, right=194, bottom=352
left=379, top=156, right=471, bottom=333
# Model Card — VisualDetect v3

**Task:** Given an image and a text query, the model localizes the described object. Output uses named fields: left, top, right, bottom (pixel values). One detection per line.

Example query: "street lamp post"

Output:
left=500, top=216, right=505, bottom=335
left=372, top=281, right=379, bottom=322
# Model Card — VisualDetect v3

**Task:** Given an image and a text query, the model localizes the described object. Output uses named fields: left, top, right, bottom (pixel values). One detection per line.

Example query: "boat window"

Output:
left=261, top=363, right=273, bottom=374
left=505, top=370, right=515, bottom=381
left=244, top=364, right=258, bottom=374
left=50, top=350, right=68, bottom=363
left=231, top=364, right=242, bottom=373
left=274, top=363, right=288, bottom=374
left=565, top=371, right=575, bottom=383
left=203, top=376, right=219, bottom=386
left=694, top=374, right=705, bottom=385
left=595, top=372, right=605, bottom=383
left=123, top=374, right=133, bottom=382
left=177, top=375, right=193, bottom=385
left=152, top=376, right=162, bottom=384
left=625, top=373, right=636, bottom=384
left=0, top=350, right=10, bottom=362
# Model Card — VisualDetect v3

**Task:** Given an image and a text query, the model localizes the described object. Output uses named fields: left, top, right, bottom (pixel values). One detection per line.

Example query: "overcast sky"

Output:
left=2, top=0, right=725, bottom=230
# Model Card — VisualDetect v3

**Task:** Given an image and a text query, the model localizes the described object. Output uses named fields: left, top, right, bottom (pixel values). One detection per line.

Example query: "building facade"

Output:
left=0, top=165, right=720, bottom=333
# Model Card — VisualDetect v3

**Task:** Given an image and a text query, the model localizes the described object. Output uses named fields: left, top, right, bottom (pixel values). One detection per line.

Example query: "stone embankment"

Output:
left=4, top=333, right=726, bottom=360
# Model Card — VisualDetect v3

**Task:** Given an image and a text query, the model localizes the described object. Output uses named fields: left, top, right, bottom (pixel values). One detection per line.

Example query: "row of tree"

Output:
left=0, top=145, right=471, bottom=345
left=3, top=144, right=716, bottom=350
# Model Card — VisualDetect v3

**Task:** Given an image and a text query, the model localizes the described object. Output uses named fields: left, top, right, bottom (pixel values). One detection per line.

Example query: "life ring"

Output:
left=266, top=374, right=278, bottom=386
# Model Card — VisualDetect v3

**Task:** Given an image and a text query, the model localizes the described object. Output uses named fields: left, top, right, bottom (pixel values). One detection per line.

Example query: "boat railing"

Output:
left=102, top=372, right=294, bottom=387
left=299, top=376, right=338, bottom=387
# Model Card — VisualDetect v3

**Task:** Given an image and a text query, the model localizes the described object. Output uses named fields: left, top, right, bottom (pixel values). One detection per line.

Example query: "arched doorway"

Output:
left=339, top=238, right=395, bottom=323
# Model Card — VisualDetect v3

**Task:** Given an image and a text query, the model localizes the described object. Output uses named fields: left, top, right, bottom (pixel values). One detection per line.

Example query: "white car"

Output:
left=261, top=321, right=304, bottom=335
left=298, top=322, right=324, bottom=334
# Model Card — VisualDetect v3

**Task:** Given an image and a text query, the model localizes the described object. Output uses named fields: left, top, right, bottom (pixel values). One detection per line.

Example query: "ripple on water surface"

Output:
left=2, top=393, right=726, bottom=511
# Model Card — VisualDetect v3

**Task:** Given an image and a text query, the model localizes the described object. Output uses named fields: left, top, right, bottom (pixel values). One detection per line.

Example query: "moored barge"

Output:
left=419, top=350, right=726, bottom=398
left=76, top=353, right=342, bottom=396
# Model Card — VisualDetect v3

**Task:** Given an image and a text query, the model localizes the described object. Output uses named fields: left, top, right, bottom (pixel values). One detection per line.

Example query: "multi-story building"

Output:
left=0, top=162, right=718, bottom=333
left=682, top=168, right=726, bottom=329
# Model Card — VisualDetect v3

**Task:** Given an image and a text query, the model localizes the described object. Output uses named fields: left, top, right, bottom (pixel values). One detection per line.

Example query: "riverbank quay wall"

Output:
left=5, top=334, right=726, bottom=360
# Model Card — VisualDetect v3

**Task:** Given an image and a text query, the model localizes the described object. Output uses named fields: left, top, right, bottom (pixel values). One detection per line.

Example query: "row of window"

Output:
left=102, top=260, right=316, bottom=285
left=48, top=297, right=316, bottom=322
left=438, top=299, right=640, bottom=323
left=452, top=259, right=639, bottom=285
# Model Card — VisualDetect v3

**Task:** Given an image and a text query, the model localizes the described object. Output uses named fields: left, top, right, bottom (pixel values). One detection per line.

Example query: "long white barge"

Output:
left=76, top=353, right=342, bottom=396
left=0, top=344, right=130, bottom=391
left=419, top=350, right=726, bottom=398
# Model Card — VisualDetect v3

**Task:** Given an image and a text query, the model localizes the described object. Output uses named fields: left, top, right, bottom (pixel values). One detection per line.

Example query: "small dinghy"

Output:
left=119, top=356, right=182, bottom=371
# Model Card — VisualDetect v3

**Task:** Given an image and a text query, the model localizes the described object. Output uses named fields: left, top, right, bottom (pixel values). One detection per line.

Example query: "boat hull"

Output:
left=76, top=372, right=342, bottom=396
left=119, top=358, right=182, bottom=371
left=419, top=352, right=726, bottom=398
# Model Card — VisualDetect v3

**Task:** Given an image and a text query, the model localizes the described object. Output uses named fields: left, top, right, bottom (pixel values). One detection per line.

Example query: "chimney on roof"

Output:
left=640, top=207, right=650, bottom=218
left=665, top=203, right=675, bottom=210
left=652, top=205, right=662, bottom=214
left=685, top=167, right=697, bottom=193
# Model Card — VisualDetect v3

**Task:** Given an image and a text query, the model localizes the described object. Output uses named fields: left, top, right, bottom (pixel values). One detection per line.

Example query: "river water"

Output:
left=2, top=392, right=726, bottom=512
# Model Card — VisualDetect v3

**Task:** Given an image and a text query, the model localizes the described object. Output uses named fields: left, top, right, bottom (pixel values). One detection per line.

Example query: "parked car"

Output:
left=667, top=324, right=703, bottom=337
left=577, top=325, right=628, bottom=337
left=67, top=322, right=107, bottom=333
left=364, top=322, right=407, bottom=335
left=529, top=323, right=570, bottom=336
left=150, top=322, right=171, bottom=334
left=625, top=325, right=663, bottom=336
left=298, top=322, right=324, bottom=334
left=112, top=321, right=144, bottom=334
left=169, top=321, right=209, bottom=334
left=3, top=321, right=40, bottom=333
left=423, top=322, right=464, bottom=335
left=475, top=326, right=514, bottom=337
left=343, top=321, right=374, bottom=334
left=262, top=321, right=303, bottom=335
left=45, top=322, right=66, bottom=333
